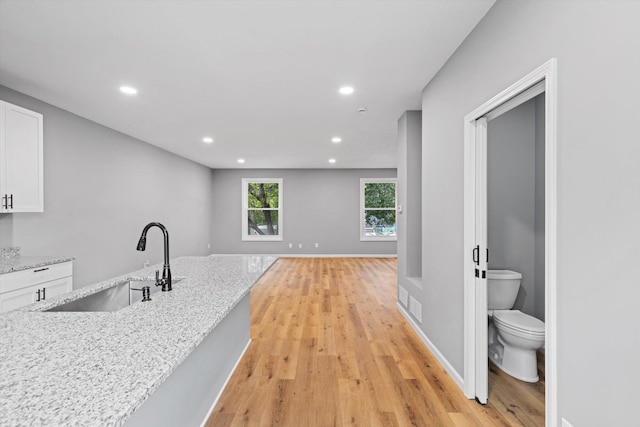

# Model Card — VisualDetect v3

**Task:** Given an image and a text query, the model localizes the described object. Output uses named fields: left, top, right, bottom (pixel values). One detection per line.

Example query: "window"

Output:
left=242, top=178, right=283, bottom=241
left=360, top=178, right=397, bottom=241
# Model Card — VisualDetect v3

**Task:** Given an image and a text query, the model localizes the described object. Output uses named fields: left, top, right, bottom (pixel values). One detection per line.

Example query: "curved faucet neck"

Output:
left=140, top=222, right=170, bottom=266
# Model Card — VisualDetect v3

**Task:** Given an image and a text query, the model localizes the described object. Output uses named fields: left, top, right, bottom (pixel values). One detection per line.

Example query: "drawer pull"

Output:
left=33, top=268, right=49, bottom=273
left=36, top=289, right=41, bottom=302
left=42, top=287, right=46, bottom=300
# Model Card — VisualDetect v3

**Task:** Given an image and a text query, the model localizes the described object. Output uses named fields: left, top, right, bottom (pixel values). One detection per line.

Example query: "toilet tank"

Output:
left=487, top=270, right=522, bottom=310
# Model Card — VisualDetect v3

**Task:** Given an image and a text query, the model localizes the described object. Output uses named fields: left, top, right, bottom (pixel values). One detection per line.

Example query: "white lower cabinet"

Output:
left=0, top=261, right=73, bottom=312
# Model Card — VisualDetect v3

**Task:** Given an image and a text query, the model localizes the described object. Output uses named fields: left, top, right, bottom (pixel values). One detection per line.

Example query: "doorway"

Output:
left=463, top=59, right=558, bottom=426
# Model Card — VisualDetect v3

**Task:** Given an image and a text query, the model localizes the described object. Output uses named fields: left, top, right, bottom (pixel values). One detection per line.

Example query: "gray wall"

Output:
left=487, top=96, right=544, bottom=320
left=418, top=1, right=640, bottom=426
left=397, top=111, right=422, bottom=289
left=210, top=168, right=397, bottom=255
left=0, top=86, right=214, bottom=288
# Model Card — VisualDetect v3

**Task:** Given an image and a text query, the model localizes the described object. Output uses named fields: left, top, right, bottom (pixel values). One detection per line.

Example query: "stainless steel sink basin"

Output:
left=46, top=278, right=182, bottom=312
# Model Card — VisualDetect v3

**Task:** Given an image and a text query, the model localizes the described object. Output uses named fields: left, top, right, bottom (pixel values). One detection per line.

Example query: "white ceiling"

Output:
left=0, top=0, right=494, bottom=169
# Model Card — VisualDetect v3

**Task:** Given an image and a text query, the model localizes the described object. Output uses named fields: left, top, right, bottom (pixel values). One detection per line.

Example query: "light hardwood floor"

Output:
left=206, top=258, right=544, bottom=426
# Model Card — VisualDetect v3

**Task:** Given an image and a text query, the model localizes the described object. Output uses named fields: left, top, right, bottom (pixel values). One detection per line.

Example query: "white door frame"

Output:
left=463, top=58, right=558, bottom=425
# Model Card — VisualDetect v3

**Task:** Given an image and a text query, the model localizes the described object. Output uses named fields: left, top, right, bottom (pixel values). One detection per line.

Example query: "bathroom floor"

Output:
left=488, top=351, right=546, bottom=426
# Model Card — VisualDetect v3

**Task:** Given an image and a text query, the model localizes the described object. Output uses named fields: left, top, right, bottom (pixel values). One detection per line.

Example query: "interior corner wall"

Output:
left=209, top=168, right=397, bottom=255
left=418, top=1, right=640, bottom=426
left=397, top=111, right=422, bottom=290
left=0, top=86, right=214, bottom=288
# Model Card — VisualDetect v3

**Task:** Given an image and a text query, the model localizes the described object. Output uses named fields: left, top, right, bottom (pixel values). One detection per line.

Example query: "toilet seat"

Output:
left=493, top=310, right=545, bottom=336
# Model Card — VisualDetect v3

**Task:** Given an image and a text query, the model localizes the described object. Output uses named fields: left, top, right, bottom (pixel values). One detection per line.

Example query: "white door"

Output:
left=474, top=117, right=489, bottom=404
left=464, top=60, right=557, bottom=423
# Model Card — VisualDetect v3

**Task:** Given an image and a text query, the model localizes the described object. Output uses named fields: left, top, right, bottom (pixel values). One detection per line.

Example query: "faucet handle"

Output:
left=154, top=270, right=166, bottom=289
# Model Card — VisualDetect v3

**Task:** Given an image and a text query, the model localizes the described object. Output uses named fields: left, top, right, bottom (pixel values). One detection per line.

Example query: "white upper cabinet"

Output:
left=0, top=100, right=44, bottom=213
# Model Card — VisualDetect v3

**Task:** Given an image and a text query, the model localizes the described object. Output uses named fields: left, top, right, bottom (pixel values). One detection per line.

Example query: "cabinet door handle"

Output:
left=33, top=267, right=49, bottom=273
left=35, top=289, right=41, bottom=302
left=8, top=194, right=13, bottom=209
left=1, top=194, right=6, bottom=209
left=42, top=287, right=46, bottom=300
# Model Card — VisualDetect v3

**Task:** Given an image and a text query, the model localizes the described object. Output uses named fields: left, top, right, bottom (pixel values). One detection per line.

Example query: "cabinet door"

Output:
left=0, top=100, right=44, bottom=213
left=0, top=283, right=40, bottom=312
left=0, top=276, right=72, bottom=313
left=42, top=276, right=73, bottom=300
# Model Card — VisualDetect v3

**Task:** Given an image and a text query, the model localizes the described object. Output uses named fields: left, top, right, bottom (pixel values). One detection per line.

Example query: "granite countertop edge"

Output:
left=0, top=255, right=75, bottom=274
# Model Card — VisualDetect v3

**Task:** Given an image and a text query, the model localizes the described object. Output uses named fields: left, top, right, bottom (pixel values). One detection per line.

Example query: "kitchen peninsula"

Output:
left=0, top=255, right=277, bottom=427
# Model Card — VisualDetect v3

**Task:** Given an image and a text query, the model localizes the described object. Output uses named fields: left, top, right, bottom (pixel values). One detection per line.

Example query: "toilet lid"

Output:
left=493, top=310, right=545, bottom=334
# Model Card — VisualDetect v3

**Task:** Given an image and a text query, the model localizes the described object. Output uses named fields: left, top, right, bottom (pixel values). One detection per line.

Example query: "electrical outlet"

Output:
left=314, top=242, right=319, bottom=248
left=207, top=243, right=211, bottom=249
left=288, top=243, right=292, bottom=248
left=298, top=243, right=302, bottom=249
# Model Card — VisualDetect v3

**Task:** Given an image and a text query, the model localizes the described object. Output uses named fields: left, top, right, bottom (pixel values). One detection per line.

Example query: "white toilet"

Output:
left=487, top=270, right=545, bottom=383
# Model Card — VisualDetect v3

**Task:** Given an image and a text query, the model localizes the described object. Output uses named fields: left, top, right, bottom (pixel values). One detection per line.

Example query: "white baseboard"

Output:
left=199, top=339, right=252, bottom=427
left=397, top=302, right=465, bottom=391
left=211, top=253, right=397, bottom=258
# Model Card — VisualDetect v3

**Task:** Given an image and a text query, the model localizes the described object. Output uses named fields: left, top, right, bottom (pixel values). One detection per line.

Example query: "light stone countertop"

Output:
left=0, top=255, right=277, bottom=427
left=0, top=255, right=75, bottom=274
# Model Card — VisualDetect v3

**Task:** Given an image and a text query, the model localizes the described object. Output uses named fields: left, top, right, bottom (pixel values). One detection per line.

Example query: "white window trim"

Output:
left=360, top=178, right=397, bottom=241
left=242, top=178, right=283, bottom=241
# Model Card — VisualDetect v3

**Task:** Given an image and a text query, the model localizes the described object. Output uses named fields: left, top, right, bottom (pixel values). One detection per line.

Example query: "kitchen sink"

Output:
left=45, top=278, right=183, bottom=312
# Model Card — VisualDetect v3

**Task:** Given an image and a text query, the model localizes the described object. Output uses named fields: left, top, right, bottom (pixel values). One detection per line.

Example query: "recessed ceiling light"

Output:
left=357, top=107, right=367, bottom=114
left=331, top=137, right=342, bottom=143
left=339, top=86, right=354, bottom=95
left=202, top=137, right=214, bottom=144
left=119, top=86, right=138, bottom=95
left=328, top=158, right=336, bottom=164
left=237, top=158, right=245, bottom=164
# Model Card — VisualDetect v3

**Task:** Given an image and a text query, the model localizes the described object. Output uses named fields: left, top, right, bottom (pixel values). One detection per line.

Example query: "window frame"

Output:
left=360, top=178, right=397, bottom=241
left=241, top=178, right=283, bottom=241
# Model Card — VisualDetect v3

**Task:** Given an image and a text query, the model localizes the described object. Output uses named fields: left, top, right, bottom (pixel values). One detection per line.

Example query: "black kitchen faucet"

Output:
left=136, top=222, right=172, bottom=292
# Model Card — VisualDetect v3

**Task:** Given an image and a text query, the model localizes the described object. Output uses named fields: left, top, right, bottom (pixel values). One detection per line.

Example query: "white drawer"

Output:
left=0, top=261, right=73, bottom=294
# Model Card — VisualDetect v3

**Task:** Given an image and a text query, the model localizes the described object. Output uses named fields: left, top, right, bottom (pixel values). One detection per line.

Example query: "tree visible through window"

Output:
left=242, top=178, right=283, bottom=241
left=361, top=178, right=397, bottom=240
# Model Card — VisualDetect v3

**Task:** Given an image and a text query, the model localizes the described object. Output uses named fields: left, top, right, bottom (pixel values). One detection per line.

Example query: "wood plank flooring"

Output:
left=205, top=258, right=544, bottom=426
